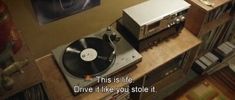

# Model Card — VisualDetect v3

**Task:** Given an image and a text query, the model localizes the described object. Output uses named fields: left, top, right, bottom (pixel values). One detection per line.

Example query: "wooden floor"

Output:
left=166, top=66, right=235, bottom=99
left=208, top=67, right=235, bottom=98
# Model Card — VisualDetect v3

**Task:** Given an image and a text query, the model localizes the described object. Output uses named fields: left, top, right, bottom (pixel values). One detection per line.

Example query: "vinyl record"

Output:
left=62, top=37, right=115, bottom=78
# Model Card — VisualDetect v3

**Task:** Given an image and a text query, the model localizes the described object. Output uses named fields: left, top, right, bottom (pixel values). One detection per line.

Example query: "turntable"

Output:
left=52, top=27, right=142, bottom=95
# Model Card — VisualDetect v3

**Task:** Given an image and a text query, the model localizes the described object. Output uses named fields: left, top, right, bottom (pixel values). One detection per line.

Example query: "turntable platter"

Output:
left=62, top=37, right=115, bottom=78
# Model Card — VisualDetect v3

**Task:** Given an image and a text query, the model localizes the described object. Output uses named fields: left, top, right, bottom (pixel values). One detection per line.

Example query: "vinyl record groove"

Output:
left=62, top=37, right=115, bottom=78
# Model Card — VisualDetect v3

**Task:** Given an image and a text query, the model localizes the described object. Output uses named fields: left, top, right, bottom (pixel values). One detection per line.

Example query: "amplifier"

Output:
left=117, top=19, right=184, bottom=52
left=122, top=0, right=190, bottom=40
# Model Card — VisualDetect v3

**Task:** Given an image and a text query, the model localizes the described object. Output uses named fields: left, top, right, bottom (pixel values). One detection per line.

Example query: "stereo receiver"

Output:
left=122, top=0, right=191, bottom=40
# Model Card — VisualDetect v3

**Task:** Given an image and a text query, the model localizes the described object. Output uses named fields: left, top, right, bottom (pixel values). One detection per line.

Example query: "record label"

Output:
left=80, top=48, right=98, bottom=62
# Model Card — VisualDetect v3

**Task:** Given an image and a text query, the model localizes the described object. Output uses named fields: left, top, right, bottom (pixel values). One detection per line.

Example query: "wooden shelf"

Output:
left=185, top=0, right=232, bottom=35
left=200, top=13, right=232, bottom=35
left=35, top=28, right=201, bottom=100
left=142, top=69, right=185, bottom=99
left=190, top=0, right=230, bottom=12
left=207, top=52, right=235, bottom=74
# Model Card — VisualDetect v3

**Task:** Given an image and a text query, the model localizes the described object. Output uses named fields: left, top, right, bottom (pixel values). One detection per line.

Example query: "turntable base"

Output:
left=35, top=28, right=201, bottom=99
left=52, top=28, right=142, bottom=95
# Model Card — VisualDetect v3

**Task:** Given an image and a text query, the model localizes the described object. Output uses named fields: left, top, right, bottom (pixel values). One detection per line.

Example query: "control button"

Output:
left=106, top=26, right=112, bottom=31
left=180, top=16, right=185, bottom=21
left=165, top=72, right=169, bottom=76
left=167, top=24, right=171, bottom=28
left=148, top=42, right=153, bottom=46
left=174, top=67, right=178, bottom=70
left=154, top=41, right=158, bottom=44
left=175, top=18, right=181, bottom=24
left=169, top=70, right=173, bottom=73
left=132, top=55, right=135, bottom=58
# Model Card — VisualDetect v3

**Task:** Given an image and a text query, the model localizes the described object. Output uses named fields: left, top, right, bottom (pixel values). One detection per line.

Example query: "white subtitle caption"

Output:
left=73, top=76, right=157, bottom=93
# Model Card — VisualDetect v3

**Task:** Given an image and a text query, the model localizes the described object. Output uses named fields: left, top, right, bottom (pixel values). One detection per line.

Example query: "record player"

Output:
left=52, top=27, right=142, bottom=95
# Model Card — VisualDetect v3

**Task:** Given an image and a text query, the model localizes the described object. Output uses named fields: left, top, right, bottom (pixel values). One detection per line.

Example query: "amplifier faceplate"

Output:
left=122, top=0, right=190, bottom=40
left=117, top=19, right=184, bottom=52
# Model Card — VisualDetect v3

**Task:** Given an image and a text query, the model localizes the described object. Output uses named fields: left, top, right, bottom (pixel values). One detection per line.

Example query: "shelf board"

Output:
left=189, top=0, right=230, bottom=12
left=142, top=69, right=185, bottom=99
left=35, top=28, right=201, bottom=100
left=207, top=52, right=235, bottom=74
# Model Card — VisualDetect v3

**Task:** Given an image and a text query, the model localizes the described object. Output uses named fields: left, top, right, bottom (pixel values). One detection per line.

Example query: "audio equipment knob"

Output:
left=179, top=16, right=185, bottom=21
left=103, top=26, right=120, bottom=42
left=106, top=26, right=112, bottom=31
left=175, top=18, right=181, bottom=24
left=154, top=41, right=158, bottom=44
left=167, top=24, right=171, bottom=28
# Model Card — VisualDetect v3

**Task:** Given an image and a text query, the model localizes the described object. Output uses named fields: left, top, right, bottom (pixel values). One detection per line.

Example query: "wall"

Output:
left=4, top=0, right=145, bottom=58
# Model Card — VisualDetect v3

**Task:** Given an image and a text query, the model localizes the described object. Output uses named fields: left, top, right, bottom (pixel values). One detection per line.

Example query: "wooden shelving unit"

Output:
left=185, top=0, right=234, bottom=57
left=141, top=69, right=185, bottom=99
left=1, top=0, right=234, bottom=99
left=35, top=28, right=201, bottom=100
left=185, top=0, right=231, bottom=36
left=185, top=0, right=235, bottom=78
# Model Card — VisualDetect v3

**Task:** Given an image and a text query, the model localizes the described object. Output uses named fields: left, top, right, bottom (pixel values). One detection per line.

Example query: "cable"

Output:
left=108, top=32, right=116, bottom=55
left=59, top=0, right=65, bottom=10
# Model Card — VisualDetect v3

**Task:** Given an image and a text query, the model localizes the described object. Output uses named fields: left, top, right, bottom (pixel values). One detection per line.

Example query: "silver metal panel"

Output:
left=52, top=28, right=142, bottom=93
left=123, top=0, right=190, bottom=26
